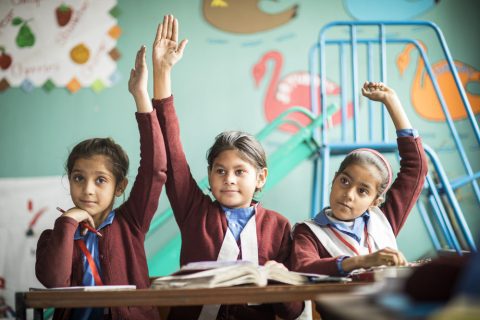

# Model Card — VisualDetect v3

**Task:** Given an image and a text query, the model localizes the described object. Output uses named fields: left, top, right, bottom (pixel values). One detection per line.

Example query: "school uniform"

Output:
left=35, top=111, right=166, bottom=320
left=291, top=135, right=428, bottom=276
left=154, top=96, right=303, bottom=320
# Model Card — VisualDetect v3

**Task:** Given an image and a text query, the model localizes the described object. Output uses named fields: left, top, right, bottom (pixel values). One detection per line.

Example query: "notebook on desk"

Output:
left=349, top=266, right=415, bottom=282
left=29, top=285, right=136, bottom=292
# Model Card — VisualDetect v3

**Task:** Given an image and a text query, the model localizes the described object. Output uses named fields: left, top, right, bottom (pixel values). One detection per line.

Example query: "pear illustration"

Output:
left=12, top=17, right=35, bottom=48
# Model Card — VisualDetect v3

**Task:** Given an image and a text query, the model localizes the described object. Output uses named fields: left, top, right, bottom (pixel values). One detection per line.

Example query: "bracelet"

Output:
left=336, top=255, right=351, bottom=276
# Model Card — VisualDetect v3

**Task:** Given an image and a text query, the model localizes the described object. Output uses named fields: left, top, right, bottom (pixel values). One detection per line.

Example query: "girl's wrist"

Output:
left=344, top=255, right=369, bottom=271
left=132, top=90, right=149, bottom=101
left=153, top=63, right=172, bottom=74
left=133, top=94, right=152, bottom=113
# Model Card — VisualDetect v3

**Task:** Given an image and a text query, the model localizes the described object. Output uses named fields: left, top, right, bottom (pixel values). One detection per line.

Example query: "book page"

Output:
left=152, top=261, right=265, bottom=289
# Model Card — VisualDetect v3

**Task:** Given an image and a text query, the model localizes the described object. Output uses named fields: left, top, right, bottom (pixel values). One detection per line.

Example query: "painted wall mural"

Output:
left=0, top=0, right=121, bottom=94
left=343, top=0, right=440, bottom=20
left=252, top=50, right=352, bottom=133
left=396, top=43, right=480, bottom=122
left=203, top=0, right=298, bottom=34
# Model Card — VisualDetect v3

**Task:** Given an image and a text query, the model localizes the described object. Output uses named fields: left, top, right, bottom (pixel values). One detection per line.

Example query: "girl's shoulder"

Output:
left=256, top=205, right=290, bottom=225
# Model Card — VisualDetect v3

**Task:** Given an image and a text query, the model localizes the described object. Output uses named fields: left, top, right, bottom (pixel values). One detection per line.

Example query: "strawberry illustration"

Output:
left=0, top=46, right=12, bottom=70
left=56, top=4, right=72, bottom=27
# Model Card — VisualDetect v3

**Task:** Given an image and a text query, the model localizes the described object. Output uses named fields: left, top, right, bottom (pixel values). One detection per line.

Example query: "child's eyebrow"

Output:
left=341, top=171, right=374, bottom=190
left=359, top=182, right=374, bottom=190
left=340, top=171, right=352, bottom=179
left=212, top=162, right=248, bottom=169
left=71, top=169, right=112, bottom=176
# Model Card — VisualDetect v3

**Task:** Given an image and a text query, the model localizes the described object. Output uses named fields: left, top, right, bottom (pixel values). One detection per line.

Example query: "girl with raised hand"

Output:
left=151, top=14, right=303, bottom=320
left=35, top=46, right=166, bottom=320
left=291, top=81, right=428, bottom=276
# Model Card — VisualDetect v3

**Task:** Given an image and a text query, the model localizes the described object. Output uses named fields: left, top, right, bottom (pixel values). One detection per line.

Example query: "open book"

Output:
left=151, top=260, right=350, bottom=289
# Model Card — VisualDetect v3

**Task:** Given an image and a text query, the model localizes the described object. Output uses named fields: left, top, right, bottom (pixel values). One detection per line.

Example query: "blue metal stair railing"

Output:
left=311, top=21, right=478, bottom=253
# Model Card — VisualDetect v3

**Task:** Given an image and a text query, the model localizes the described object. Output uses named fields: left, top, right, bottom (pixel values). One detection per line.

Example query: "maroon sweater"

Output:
left=35, top=111, right=166, bottom=320
left=290, top=136, right=428, bottom=276
left=154, top=96, right=303, bottom=320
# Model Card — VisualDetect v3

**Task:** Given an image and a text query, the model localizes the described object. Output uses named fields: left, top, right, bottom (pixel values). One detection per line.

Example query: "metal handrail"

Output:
left=312, top=21, right=478, bottom=252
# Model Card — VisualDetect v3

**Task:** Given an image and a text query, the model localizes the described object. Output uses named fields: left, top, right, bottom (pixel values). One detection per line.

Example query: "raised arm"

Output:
left=361, top=81, right=428, bottom=234
left=152, top=16, right=207, bottom=225
left=120, top=45, right=167, bottom=231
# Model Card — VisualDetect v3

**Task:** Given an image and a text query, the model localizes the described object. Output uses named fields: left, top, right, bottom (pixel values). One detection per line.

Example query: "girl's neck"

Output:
left=93, top=208, right=112, bottom=227
left=328, top=209, right=355, bottom=224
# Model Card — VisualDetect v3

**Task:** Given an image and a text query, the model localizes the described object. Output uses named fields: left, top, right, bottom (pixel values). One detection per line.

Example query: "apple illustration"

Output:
left=56, top=4, right=73, bottom=27
left=0, top=47, right=12, bottom=70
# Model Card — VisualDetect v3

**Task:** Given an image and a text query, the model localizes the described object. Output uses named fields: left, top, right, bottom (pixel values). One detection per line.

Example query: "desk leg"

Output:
left=33, top=308, right=44, bottom=320
left=14, top=292, right=26, bottom=320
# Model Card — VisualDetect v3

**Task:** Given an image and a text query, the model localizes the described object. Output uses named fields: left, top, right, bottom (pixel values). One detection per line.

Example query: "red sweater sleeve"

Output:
left=290, top=223, right=340, bottom=276
left=117, top=111, right=167, bottom=232
left=381, top=136, right=428, bottom=235
left=153, top=96, right=208, bottom=227
left=35, top=216, right=79, bottom=287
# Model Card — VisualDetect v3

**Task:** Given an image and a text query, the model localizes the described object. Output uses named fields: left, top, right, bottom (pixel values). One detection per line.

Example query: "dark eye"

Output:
left=96, top=177, right=107, bottom=184
left=216, top=168, right=225, bottom=175
left=358, top=188, right=368, bottom=195
left=235, top=169, right=246, bottom=176
left=339, top=177, right=348, bottom=185
left=72, top=175, right=83, bottom=182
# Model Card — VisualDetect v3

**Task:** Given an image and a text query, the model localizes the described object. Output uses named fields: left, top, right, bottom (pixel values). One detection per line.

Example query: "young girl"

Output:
left=151, top=15, right=303, bottom=320
left=291, top=81, right=428, bottom=276
left=35, top=46, right=166, bottom=320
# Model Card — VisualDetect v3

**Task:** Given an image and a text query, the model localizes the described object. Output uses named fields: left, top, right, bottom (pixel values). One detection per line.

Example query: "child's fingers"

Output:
left=139, top=45, right=146, bottom=65
left=154, top=23, right=163, bottom=43
left=177, top=39, right=188, bottom=55
left=397, top=251, right=408, bottom=266
left=88, top=217, right=96, bottom=228
left=172, top=17, right=178, bottom=43
left=161, top=15, right=169, bottom=39
left=167, top=15, right=174, bottom=39
left=135, top=47, right=142, bottom=69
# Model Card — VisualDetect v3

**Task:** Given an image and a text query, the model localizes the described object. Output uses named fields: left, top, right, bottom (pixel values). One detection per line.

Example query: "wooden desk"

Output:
left=16, top=282, right=366, bottom=320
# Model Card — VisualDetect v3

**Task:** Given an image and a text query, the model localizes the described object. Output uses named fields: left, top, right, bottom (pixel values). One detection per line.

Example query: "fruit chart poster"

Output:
left=0, top=0, right=121, bottom=94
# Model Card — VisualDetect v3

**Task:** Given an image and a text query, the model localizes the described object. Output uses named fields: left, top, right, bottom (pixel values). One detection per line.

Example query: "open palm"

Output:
left=128, top=46, right=148, bottom=96
left=153, top=15, right=188, bottom=69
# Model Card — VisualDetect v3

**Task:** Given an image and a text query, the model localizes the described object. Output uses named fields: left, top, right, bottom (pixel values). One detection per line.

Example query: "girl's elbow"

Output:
left=153, top=169, right=167, bottom=184
left=36, top=264, right=69, bottom=288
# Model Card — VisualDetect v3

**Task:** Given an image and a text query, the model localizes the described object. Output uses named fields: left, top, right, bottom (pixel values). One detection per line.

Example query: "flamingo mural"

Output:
left=252, top=50, right=352, bottom=133
left=397, top=43, right=480, bottom=122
